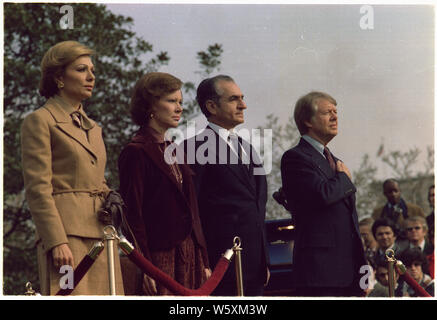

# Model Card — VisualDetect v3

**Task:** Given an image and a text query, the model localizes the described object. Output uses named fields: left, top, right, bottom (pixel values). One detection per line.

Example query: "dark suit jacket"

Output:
left=281, top=138, right=366, bottom=288
left=118, top=126, right=208, bottom=267
left=184, top=126, right=269, bottom=291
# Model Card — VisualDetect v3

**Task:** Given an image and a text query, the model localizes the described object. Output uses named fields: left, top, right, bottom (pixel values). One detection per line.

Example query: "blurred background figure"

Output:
left=372, top=179, right=425, bottom=239
left=403, top=216, right=434, bottom=255
left=426, top=185, right=434, bottom=234
left=372, top=218, right=407, bottom=266
left=359, top=218, right=378, bottom=269
left=368, top=260, right=405, bottom=297
left=399, top=248, right=434, bottom=297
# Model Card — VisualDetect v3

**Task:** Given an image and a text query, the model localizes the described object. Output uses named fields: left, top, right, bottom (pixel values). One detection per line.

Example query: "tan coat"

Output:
left=372, top=202, right=425, bottom=228
left=21, top=96, right=124, bottom=295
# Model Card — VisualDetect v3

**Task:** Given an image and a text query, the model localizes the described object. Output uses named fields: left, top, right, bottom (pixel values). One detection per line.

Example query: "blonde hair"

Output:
left=39, top=41, right=95, bottom=98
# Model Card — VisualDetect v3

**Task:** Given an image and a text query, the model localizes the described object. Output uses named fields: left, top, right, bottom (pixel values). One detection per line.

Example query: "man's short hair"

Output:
left=399, top=248, right=428, bottom=269
left=382, top=178, right=399, bottom=191
left=372, top=218, right=399, bottom=238
left=404, top=216, right=428, bottom=232
left=359, top=217, right=374, bottom=227
left=196, top=75, right=234, bottom=118
left=293, top=91, right=337, bottom=135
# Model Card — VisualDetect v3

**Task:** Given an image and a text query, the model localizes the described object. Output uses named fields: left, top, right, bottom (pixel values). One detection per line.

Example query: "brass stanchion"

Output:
left=233, top=236, right=244, bottom=296
left=24, top=282, right=40, bottom=296
left=103, top=225, right=118, bottom=295
left=385, top=249, right=396, bottom=297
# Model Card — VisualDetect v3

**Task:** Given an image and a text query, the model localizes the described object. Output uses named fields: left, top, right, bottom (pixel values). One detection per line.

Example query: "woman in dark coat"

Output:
left=118, top=72, right=210, bottom=295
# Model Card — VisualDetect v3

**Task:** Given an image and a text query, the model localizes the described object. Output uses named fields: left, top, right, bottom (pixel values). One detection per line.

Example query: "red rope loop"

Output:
left=125, top=248, right=232, bottom=296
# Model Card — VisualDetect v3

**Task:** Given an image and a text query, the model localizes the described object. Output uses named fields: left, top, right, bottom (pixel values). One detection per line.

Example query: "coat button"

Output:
left=91, top=160, right=96, bottom=165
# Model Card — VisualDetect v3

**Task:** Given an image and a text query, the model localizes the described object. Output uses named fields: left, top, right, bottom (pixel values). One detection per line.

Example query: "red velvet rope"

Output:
left=395, top=265, right=432, bottom=297
left=56, top=255, right=96, bottom=296
left=126, top=248, right=230, bottom=296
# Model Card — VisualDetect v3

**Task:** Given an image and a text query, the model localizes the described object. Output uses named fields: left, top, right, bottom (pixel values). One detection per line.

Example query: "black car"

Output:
left=264, top=218, right=296, bottom=296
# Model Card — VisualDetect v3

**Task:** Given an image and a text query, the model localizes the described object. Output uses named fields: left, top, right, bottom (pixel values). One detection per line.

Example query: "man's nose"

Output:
left=238, top=99, right=247, bottom=109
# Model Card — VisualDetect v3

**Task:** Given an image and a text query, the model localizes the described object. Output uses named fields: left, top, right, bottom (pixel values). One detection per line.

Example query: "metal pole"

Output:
left=233, top=236, right=244, bottom=296
left=103, top=225, right=118, bottom=295
left=385, top=249, right=396, bottom=298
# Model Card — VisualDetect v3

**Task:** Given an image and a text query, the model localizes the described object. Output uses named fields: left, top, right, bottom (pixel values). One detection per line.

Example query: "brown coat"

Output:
left=21, top=96, right=123, bottom=295
left=118, top=126, right=209, bottom=267
left=372, top=202, right=425, bottom=227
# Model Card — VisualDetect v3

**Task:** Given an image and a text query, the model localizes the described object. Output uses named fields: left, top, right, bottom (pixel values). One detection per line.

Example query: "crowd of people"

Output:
left=360, top=183, right=435, bottom=297
left=20, top=40, right=434, bottom=297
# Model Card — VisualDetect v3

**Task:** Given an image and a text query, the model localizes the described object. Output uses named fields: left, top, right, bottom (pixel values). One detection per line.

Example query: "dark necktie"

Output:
left=323, top=147, right=336, bottom=171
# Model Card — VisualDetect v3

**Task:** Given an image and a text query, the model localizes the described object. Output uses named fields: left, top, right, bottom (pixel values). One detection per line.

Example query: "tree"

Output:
left=3, top=3, right=222, bottom=295
left=260, top=114, right=300, bottom=220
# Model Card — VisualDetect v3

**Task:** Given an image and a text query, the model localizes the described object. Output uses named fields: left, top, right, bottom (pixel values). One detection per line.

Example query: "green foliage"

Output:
left=3, top=3, right=222, bottom=295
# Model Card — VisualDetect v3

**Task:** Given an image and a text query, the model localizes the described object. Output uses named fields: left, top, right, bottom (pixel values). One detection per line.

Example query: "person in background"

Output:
left=372, top=218, right=407, bottom=266
left=359, top=218, right=378, bottom=269
left=399, top=248, right=434, bottom=297
left=368, top=260, right=405, bottom=297
left=21, top=41, right=124, bottom=295
left=426, top=185, right=434, bottom=234
left=118, top=72, right=210, bottom=295
left=426, top=225, right=434, bottom=279
left=372, top=179, right=425, bottom=236
left=404, top=216, right=434, bottom=257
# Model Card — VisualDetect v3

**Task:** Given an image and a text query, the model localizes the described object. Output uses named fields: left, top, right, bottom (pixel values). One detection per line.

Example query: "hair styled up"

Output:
left=293, top=91, right=337, bottom=135
left=39, top=41, right=95, bottom=99
left=130, top=72, right=183, bottom=126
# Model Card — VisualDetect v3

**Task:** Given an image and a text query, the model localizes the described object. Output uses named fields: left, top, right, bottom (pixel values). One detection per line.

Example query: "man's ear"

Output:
left=206, top=100, right=217, bottom=116
left=304, top=120, right=312, bottom=129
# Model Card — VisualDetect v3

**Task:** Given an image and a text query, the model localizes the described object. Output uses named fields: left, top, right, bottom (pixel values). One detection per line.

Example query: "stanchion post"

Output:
left=103, top=225, right=118, bottom=295
left=385, top=249, right=396, bottom=298
left=233, top=236, right=244, bottom=297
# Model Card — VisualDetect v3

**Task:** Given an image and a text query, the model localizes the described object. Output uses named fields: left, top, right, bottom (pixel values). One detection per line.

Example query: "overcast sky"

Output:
left=105, top=3, right=434, bottom=179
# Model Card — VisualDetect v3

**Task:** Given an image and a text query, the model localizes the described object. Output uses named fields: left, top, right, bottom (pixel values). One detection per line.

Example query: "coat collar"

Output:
left=131, top=126, right=191, bottom=194
left=43, top=96, right=99, bottom=158
left=298, top=138, right=335, bottom=179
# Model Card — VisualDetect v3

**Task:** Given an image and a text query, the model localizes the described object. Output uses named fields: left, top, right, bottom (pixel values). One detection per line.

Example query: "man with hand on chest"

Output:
left=281, top=91, right=367, bottom=297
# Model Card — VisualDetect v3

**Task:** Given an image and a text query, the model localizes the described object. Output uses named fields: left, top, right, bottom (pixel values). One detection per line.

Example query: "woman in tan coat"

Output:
left=21, top=41, right=124, bottom=295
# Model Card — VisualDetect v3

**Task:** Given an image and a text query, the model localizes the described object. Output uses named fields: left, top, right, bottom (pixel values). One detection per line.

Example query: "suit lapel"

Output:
left=206, top=127, right=257, bottom=195
left=299, top=138, right=334, bottom=179
left=299, top=138, right=355, bottom=211
left=44, top=98, right=98, bottom=159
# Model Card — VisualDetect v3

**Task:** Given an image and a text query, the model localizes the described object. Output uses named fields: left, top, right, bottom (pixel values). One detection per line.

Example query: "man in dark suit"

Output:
left=184, top=75, right=269, bottom=296
left=280, top=91, right=367, bottom=297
